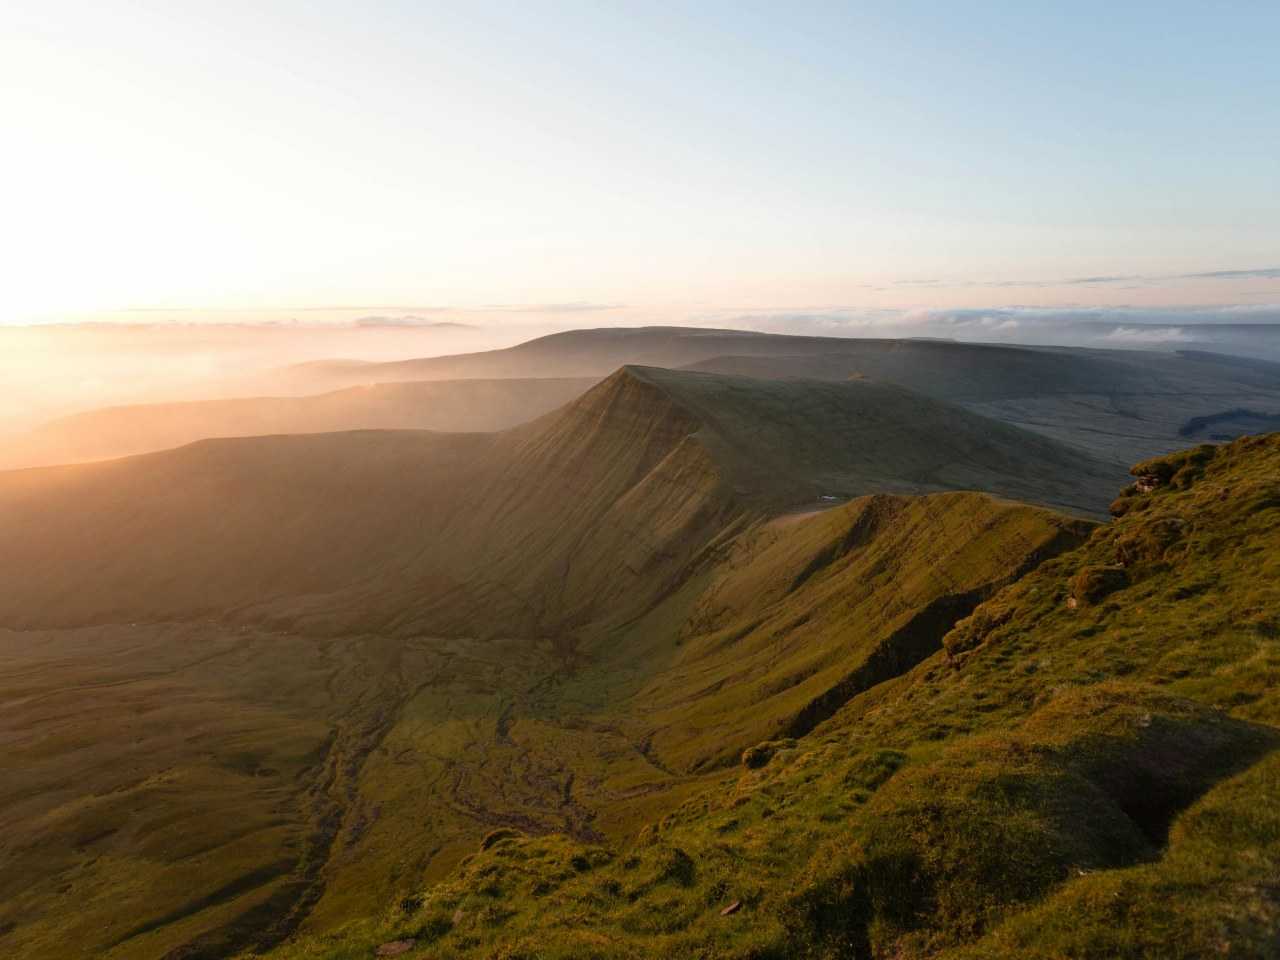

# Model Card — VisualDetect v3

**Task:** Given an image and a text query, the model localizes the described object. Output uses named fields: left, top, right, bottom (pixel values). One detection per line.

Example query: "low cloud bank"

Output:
left=713, top=305, right=1280, bottom=360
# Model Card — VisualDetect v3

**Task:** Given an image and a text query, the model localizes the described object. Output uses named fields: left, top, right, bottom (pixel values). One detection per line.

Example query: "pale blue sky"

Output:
left=4, top=1, right=1278, bottom=323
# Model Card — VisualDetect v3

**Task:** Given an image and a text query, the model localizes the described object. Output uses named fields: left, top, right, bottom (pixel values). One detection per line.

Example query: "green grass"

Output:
left=260, top=433, right=1280, bottom=959
left=3, top=383, right=1275, bottom=959
left=0, top=482, right=1092, bottom=959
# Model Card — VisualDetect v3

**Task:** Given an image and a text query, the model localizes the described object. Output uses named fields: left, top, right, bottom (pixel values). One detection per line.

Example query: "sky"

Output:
left=4, top=0, right=1279, bottom=326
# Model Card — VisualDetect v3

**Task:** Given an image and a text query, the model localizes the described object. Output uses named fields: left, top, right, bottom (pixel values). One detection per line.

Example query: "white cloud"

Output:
left=1103, top=326, right=1194, bottom=344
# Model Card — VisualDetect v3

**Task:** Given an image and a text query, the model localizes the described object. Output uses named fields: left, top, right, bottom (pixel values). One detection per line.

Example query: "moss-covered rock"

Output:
left=741, top=739, right=797, bottom=770
left=1068, top=564, right=1129, bottom=607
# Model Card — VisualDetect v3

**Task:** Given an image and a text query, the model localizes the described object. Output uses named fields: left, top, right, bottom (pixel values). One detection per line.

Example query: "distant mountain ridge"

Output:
left=280, top=326, right=1280, bottom=462
left=14, top=327, right=1280, bottom=471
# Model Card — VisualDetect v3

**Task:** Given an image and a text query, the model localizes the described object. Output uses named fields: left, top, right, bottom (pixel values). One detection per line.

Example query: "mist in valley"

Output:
left=0, top=319, right=559, bottom=466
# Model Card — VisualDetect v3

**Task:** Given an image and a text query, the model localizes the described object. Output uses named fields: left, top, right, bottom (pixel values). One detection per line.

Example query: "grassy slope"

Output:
left=0, top=367, right=1117, bottom=633
left=0, top=412, right=1106, bottom=958
left=262, top=433, right=1280, bottom=960
left=0, top=370, right=1222, bottom=959
left=4, top=378, right=597, bottom=470
left=263, top=488, right=1091, bottom=956
left=0, top=499, right=1085, bottom=960
left=628, top=491, right=1091, bottom=773
left=0, top=430, right=495, bottom=629
left=0, top=627, right=416, bottom=960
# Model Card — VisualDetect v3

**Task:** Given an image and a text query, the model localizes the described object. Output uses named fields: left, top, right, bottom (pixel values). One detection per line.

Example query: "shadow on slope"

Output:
left=0, top=371, right=733, bottom=635
left=631, top=491, right=1092, bottom=772
left=0, top=366, right=1118, bottom=634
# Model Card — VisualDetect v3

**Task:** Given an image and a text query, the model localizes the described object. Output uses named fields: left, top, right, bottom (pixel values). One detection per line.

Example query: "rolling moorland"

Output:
left=279, top=327, right=1280, bottom=462
left=0, top=328, right=1277, bottom=959
left=14, top=327, right=1280, bottom=471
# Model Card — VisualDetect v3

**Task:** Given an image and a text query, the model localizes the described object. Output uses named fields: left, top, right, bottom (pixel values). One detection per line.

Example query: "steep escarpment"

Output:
left=264, top=433, right=1280, bottom=960
left=624, top=366, right=1122, bottom=513
left=0, top=372, right=735, bottom=637
left=379, top=368, right=743, bottom=638
left=0, top=366, right=1118, bottom=634
left=0, top=370, right=729, bottom=635
left=628, top=491, right=1093, bottom=772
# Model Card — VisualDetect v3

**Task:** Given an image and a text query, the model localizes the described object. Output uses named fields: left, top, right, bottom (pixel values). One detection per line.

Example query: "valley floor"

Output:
left=0, top=624, right=714, bottom=959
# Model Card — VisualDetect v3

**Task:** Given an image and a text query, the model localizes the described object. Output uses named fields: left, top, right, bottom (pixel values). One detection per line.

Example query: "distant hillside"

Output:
left=0, top=367, right=1117, bottom=634
left=684, top=345, right=1280, bottom=462
left=262, top=433, right=1280, bottom=960
left=284, top=326, right=780, bottom=386
left=618, top=366, right=1117, bottom=510
left=4, top=377, right=597, bottom=469
left=277, top=326, right=1280, bottom=463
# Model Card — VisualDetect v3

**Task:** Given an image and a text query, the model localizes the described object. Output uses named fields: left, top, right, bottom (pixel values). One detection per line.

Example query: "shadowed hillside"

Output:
left=0, top=430, right=496, bottom=629
left=620, top=366, right=1118, bottom=511
left=0, top=367, right=1117, bottom=634
left=3, top=377, right=597, bottom=470
left=263, top=433, right=1280, bottom=960
left=685, top=345, right=1280, bottom=462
